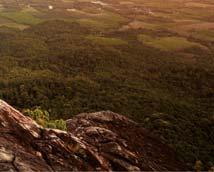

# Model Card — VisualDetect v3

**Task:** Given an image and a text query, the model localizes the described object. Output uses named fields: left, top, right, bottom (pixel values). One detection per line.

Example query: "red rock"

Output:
left=0, top=100, right=186, bottom=171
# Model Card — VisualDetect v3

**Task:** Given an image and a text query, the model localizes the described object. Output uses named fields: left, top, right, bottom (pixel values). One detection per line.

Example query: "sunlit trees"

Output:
left=23, top=107, right=66, bottom=130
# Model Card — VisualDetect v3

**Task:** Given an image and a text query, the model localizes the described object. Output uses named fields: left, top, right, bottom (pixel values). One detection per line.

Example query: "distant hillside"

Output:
left=0, top=19, right=213, bottom=170
left=0, top=0, right=213, bottom=170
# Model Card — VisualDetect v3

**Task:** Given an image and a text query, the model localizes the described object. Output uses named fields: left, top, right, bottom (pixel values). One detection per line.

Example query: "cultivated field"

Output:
left=0, top=0, right=213, bottom=52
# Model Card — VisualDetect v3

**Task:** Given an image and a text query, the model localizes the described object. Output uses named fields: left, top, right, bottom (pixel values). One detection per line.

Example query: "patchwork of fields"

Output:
left=0, top=0, right=214, bottom=50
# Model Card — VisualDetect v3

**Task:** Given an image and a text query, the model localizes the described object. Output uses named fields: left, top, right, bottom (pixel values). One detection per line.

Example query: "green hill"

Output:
left=0, top=0, right=213, bottom=170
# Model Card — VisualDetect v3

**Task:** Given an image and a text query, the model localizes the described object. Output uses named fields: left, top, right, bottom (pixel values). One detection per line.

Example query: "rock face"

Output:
left=0, top=100, right=186, bottom=171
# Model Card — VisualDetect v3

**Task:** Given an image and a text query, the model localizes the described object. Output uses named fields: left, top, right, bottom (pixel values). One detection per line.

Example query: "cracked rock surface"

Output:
left=0, top=100, right=186, bottom=171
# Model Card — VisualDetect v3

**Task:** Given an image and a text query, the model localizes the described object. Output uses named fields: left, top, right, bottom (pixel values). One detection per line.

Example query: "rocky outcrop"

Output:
left=67, top=111, right=187, bottom=171
left=0, top=100, right=186, bottom=171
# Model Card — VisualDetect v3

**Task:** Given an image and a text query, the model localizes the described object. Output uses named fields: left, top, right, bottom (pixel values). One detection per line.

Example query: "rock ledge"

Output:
left=0, top=100, right=186, bottom=171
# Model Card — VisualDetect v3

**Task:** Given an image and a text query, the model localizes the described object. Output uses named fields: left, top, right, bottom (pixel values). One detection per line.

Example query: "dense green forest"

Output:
left=0, top=20, right=213, bottom=169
